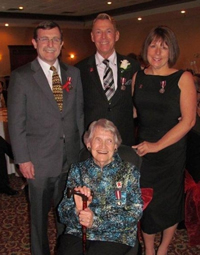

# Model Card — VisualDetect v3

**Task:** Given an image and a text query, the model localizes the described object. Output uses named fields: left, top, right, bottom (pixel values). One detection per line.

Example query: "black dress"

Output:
left=133, top=70, right=186, bottom=234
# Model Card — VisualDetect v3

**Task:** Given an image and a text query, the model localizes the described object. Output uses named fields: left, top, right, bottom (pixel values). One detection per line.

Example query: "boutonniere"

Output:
left=120, top=59, right=131, bottom=90
left=63, top=77, right=72, bottom=92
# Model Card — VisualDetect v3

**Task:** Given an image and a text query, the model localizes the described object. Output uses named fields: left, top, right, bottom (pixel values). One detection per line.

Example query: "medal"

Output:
left=121, top=78, right=126, bottom=90
left=159, top=81, right=166, bottom=94
left=115, top=181, right=122, bottom=206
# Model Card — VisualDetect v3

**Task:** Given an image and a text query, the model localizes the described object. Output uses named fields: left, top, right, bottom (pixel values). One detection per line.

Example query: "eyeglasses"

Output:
left=37, top=37, right=62, bottom=44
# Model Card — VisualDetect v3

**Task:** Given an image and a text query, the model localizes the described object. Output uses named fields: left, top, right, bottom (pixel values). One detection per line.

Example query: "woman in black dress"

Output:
left=132, top=26, right=196, bottom=255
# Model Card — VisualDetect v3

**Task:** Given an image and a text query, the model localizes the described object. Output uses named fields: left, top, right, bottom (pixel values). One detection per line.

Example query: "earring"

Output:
left=87, top=147, right=91, bottom=151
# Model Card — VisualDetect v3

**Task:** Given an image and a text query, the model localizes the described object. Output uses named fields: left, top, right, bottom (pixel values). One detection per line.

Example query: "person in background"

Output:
left=184, top=74, right=200, bottom=246
left=75, top=13, right=141, bottom=146
left=57, top=119, right=143, bottom=255
left=0, top=136, right=18, bottom=195
left=0, top=81, right=7, bottom=108
left=132, top=26, right=196, bottom=255
left=8, top=20, right=84, bottom=255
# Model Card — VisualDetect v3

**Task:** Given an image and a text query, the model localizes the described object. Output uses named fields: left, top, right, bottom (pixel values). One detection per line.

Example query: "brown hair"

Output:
left=33, top=20, right=63, bottom=41
left=141, top=26, right=180, bottom=67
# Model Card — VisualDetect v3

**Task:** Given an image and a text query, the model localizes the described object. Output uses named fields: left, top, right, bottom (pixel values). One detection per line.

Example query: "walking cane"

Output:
left=67, top=187, right=94, bottom=255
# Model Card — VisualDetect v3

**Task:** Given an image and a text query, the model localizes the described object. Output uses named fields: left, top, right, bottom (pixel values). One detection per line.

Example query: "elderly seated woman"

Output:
left=57, top=119, right=143, bottom=255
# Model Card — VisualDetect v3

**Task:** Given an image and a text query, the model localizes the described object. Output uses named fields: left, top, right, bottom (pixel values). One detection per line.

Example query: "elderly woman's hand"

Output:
left=74, top=186, right=93, bottom=213
left=132, top=141, right=159, bottom=156
left=79, top=208, right=94, bottom=228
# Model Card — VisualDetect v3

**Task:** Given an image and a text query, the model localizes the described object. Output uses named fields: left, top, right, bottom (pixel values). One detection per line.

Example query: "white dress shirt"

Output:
left=37, top=57, right=62, bottom=90
left=95, top=51, right=118, bottom=90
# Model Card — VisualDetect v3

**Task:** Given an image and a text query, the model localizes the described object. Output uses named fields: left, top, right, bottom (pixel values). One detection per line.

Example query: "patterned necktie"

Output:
left=50, top=66, right=63, bottom=111
left=103, top=59, right=115, bottom=101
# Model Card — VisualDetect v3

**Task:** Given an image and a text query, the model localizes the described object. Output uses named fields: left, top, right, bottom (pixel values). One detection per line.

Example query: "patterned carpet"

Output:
left=0, top=174, right=200, bottom=255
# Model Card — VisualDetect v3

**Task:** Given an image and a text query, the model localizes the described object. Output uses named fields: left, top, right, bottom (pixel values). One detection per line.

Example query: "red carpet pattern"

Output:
left=0, top=174, right=200, bottom=255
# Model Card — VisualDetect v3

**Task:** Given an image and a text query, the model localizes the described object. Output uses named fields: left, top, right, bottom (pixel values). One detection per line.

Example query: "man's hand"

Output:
left=19, top=161, right=35, bottom=179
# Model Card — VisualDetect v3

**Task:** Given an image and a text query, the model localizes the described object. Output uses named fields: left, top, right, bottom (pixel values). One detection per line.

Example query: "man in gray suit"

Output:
left=8, top=21, right=84, bottom=255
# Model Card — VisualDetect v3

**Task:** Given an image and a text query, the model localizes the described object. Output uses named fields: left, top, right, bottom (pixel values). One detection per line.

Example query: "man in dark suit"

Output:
left=76, top=13, right=140, bottom=146
left=8, top=21, right=84, bottom=255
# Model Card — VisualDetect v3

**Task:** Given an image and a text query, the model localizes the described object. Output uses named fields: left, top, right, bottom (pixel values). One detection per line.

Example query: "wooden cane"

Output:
left=67, top=187, right=94, bottom=255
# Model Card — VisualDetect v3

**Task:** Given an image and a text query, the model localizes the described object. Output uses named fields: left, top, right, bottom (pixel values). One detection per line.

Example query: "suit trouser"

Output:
left=28, top=171, right=68, bottom=255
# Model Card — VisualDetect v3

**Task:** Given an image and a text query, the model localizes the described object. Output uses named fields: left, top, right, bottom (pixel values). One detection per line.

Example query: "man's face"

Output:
left=91, top=19, right=119, bottom=59
left=32, top=27, right=63, bottom=66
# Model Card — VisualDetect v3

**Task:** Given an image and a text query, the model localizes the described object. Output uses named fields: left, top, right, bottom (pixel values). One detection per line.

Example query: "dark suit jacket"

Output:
left=8, top=58, right=84, bottom=177
left=75, top=53, right=140, bottom=146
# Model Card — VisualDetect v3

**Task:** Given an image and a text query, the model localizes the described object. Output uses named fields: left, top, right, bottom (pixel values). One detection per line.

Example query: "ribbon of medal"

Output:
left=159, top=80, right=166, bottom=94
left=115, top=181, right=122, bottom=205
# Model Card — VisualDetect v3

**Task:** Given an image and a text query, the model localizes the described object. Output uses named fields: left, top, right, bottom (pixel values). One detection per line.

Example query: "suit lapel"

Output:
left=108, top=54, right=123, bottom=104
left=60, top=62, right=69, bottom=115
left=31, top=59, right=59, bottom=111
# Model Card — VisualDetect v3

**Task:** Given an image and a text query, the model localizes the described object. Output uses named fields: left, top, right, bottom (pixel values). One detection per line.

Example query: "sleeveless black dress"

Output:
left=133, top=70, right=186, bottom=234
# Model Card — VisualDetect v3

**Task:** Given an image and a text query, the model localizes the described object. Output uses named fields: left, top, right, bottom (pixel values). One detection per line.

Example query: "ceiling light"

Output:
left=137, top=17, right=142, bottom=21
left=107, top=1, right=112, bottom=5
left=181, top=10, right=186, bottom=14
left=69, top=54, right=75, bottom=59
left=19, top=6, right=24, bottom=10
left=5, top=23, right=9, bottom=27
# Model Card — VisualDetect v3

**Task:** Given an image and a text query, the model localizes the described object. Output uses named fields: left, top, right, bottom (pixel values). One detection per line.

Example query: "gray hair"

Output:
left=83, top=119, right=122, bottom=148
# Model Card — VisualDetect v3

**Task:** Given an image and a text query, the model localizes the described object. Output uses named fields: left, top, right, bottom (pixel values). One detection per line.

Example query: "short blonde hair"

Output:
left=92, top=13, right=118, bottom=31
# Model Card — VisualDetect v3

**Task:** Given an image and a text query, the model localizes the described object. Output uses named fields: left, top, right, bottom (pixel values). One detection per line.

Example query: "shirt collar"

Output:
left=95, top=51, right=117, bottom=67
left=37, top=57, right=59, bottom=71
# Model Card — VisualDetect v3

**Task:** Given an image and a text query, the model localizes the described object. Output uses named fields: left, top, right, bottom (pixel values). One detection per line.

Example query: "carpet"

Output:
left=0, top=174, right=200, bottom=255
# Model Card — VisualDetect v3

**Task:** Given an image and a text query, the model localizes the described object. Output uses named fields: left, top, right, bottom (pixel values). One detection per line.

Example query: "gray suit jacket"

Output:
left=8, top=58, right=84, bottom=177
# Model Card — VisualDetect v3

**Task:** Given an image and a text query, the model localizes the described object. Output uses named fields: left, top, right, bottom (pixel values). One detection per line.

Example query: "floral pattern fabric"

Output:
left=58, top=153, right=143, bottom=247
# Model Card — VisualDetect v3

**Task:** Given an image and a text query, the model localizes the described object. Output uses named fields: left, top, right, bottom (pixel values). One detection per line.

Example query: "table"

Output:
left=0, top=107, right=17, bottom=174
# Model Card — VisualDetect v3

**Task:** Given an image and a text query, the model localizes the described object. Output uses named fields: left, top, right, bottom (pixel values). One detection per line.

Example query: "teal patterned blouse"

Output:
left=58, top=153, right=143, bottom=247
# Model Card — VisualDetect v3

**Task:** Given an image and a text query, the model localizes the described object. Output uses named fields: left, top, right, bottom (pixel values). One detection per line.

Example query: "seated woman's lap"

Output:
left=57, top=234, right=139, bottom=255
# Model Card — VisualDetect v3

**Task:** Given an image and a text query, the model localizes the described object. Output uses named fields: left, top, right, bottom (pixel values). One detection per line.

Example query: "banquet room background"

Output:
left=0, top=7, right=200, bottom=80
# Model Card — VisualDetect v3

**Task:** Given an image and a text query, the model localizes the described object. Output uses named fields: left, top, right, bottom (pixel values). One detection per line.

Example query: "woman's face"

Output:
left=147, top=38, right=169, bottom=70
left=87, top=126, right=117, bottom=168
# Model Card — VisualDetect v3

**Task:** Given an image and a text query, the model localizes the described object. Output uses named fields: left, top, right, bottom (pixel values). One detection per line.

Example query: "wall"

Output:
left=0, top=26, right=95, bottom=79
left=0, top=13, right=200, bottom=80
left=116, top=13, right=200, bottom=72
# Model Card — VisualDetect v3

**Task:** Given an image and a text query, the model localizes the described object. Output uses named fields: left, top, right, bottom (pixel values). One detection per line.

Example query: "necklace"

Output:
left=159, top=80, right=166, bottom=93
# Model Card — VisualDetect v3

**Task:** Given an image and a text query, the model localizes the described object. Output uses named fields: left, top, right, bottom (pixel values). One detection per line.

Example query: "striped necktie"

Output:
left=50, top=66, right=63, bottom=111
left=103, top=59, right=115, bottom=101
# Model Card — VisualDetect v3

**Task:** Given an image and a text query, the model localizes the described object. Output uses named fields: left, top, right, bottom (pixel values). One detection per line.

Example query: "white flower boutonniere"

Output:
left=120, top=59, right=131, bottom=90
left=120, top=59, right=131, bottom=71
